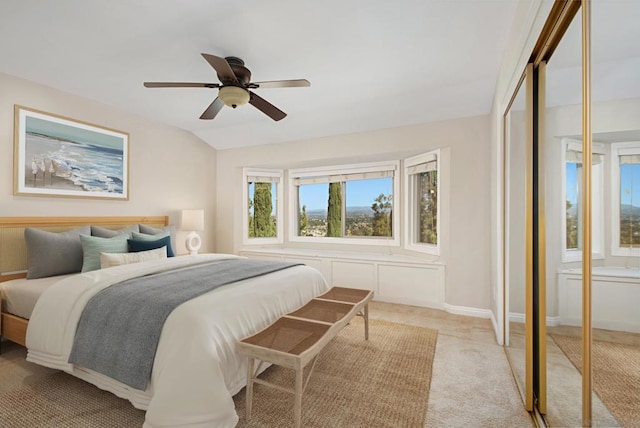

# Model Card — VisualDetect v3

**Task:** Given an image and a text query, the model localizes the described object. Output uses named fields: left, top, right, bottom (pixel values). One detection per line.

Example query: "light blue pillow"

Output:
left=91, top=224, right=139, bottom=238
left=80, top=234, right=129, bottom=272
left=131, top=231, right=169, bottom=241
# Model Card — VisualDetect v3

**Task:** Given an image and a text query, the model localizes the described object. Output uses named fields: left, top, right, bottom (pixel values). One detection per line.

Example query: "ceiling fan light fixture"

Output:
left=218, top=86, right=250, bottom=108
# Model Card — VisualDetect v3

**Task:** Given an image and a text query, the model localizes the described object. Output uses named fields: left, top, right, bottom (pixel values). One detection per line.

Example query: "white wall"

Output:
left=0, top=72, right=217, bottom=254
left=216, top=116, right=493, bottom=310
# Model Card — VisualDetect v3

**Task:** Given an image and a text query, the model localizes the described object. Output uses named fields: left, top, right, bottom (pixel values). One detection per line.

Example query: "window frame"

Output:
left=242, top=168, right=284, bottom=245
left=288, top=161, right=400, bottom=246
left=611, top=141, right=640, bottom=257
left=560, top=138, right=604, bottom=262
left=403, top=149, right=441, bottom=255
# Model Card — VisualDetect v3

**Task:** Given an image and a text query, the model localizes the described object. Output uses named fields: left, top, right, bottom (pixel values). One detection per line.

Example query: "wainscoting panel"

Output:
left=239, top=249, right=445, bottom=308
left=331, top=261, right=376, bottom=292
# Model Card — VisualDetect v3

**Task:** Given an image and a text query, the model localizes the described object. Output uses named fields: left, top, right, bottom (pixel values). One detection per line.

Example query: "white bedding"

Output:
left=0, top=274, right=73, bottom=319
left=26, top=254, right=328, bottom=427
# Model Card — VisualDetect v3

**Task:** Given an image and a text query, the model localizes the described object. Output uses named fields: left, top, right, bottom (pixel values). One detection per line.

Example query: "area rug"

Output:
left=551, top=334, right=640, bottom=427
left=0, top=367, right=145, bottom=427
left=234, top=317, right=438, bottom=427
left=0, top=318, right=436, bottom=427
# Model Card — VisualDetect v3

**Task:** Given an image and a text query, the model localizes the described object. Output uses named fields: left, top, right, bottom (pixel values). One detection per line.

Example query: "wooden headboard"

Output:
left=0, top=216, right=168, bottom=282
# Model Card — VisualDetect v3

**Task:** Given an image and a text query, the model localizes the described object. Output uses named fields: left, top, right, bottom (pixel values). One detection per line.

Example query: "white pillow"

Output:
left=100, top=247, right=167, bottom=269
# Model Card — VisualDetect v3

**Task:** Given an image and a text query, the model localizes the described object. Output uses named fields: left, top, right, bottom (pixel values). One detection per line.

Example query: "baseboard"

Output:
left=443, top=303, right=492, bottom=319
left=509, top=312, right=561, bottom=327
left=375, top=295, right=444, bottom=310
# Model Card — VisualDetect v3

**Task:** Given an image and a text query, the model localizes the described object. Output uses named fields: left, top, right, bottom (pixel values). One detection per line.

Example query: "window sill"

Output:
left=238, top=247, right=442, bottom=267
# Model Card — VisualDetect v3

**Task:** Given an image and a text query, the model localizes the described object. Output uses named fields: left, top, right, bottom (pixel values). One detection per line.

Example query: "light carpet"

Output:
left=551, top=334, right=640, bottom=427
left=0, top=317, right=436, bottom=427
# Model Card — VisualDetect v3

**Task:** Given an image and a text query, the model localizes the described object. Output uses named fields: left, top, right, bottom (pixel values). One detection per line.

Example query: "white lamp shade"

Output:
left=180, top=209, right=204, bottom=231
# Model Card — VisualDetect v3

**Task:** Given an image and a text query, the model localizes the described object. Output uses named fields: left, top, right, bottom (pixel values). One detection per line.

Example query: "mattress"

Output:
left=0, top=274, right=73, bottom=319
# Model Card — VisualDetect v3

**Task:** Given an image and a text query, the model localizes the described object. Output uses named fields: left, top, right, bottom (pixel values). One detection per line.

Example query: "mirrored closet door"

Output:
left=503, top=1, right=639, bottom=426
left=588, top=1, right=640, bottom=426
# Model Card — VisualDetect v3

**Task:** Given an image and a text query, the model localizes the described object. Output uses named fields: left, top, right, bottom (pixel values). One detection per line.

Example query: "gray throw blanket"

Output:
left=68, top=258, right=301, bottom=390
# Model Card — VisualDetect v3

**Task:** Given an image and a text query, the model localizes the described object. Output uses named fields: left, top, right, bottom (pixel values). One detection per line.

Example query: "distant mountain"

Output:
left=621, top=204, right=640, bottom=217
left=567, top=203, right=640, bottom=218
left=305, top=206, right=374, bottom=218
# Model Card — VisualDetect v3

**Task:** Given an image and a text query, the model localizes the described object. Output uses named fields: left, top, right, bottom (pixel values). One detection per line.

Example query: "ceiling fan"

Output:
left=143, top=53, right=310, bottom=121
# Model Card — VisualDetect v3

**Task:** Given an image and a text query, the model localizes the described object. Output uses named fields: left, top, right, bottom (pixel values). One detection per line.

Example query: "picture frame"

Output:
left=14, top=105, right=129, bottom=200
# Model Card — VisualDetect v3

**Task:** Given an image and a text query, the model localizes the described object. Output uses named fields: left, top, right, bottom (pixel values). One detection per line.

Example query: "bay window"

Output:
left=404, top=150, right=440, bottom=254
left=243, top=168, right=283, bottom=244
left=289, top=162, right=399, bottom=246
left=611, top=142, right=640, bottom=256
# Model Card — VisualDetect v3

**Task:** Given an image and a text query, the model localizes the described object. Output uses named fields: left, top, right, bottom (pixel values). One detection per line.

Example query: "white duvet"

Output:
left=26, top=254, right=328, bottom=427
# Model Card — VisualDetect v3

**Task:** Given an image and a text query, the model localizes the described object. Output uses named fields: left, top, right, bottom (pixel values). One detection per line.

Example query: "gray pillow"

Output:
left=25, top=226, right=90, bottom=279
left=80, top=234, right=130, bottom=272
left=139, top=224, right=176, bottom=255
left=91, top=224, right=140, bottom=238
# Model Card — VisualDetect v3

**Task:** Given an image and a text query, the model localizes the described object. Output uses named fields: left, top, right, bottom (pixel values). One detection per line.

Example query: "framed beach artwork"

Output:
left=14, top=105, right=129, bottom=200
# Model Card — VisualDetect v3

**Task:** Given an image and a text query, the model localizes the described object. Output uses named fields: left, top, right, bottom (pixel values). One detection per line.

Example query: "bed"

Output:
left=0, top=216, right=328, bottom=427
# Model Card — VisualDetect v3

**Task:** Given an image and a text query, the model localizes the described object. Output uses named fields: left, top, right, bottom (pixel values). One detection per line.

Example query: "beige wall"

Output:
left=0, top=73, right=217, bottom=254
left=216, top=115, right=493, bottom=310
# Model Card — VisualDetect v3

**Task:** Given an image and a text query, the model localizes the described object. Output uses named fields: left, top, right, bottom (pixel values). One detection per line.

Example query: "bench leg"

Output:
left=364, top=303, right=369, bottom=340
left=294, top=367, right=303, bottom=428
left=246, top=358, right=255, bottom=420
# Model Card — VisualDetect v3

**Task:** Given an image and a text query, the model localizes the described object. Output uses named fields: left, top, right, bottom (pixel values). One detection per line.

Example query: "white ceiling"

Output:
left=0, top=0, right=518, bottom=150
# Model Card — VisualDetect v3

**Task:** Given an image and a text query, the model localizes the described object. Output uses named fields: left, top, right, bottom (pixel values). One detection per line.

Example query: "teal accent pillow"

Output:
left=128, top=235, right=175, bottom=257
left=91, top=224, right=139, bottom=238
left=24, top=226, right=90, bottom=279
left=131, top=231, right=170, bottom=241
left=138, top=224, right=176, bottom=256
left=80, top=234, right=130, bottom=272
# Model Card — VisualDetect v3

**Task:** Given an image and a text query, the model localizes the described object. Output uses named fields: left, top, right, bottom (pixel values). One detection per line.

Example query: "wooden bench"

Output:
left=236, top=286, right=373, bottom=428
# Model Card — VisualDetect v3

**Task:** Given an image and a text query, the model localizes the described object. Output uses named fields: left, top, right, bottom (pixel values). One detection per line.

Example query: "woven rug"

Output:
left=0, top=317, right=436, bottom=427
left=551, top=334, right=640, bottom=427
left=235, top=318, right=437, bottom=427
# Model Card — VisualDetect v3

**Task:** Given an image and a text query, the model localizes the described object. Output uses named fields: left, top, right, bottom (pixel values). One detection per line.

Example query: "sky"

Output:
left=566, top=162, right=639, bottom=207
left=620, top=164, right=639, bottom=206
left=299, top=178, right=393, bottom=211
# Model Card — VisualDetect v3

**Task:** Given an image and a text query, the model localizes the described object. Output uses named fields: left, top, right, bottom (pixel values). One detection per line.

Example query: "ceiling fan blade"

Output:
left=144, top=82, right=220, bottom=88
left=249, top=91, right=287, bottom=121
left=199, top=97, right=225, bottom=120
left=251, top=79, right=310, bottom=89
left=201, top=53, right=239, bottom=85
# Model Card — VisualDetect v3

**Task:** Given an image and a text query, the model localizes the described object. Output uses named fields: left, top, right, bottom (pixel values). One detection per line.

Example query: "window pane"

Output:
left=345, top=178, right=393, bottom=237
left=298, top=183, right=329, bottom=237
left=248, top=181, right=276, bottom=238
left=566, top=162, right=580, bottom=250
left=418, top=171, right=437, bottom=244
left=620, top=161, right=640, bottom=248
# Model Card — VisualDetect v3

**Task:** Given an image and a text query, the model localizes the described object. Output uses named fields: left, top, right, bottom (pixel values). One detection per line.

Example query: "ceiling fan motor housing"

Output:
left=219, top=56, right=252, bottom=86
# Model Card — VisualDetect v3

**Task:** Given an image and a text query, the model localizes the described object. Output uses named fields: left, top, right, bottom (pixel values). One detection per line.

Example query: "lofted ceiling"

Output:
left=0, top=0, right=518, bottom=150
